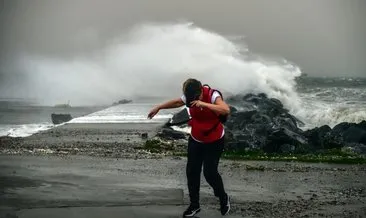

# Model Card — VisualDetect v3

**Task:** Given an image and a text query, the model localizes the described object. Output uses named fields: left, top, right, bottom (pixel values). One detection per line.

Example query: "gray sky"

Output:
left=1, top=0, right=365, bottom=76
left=0, top=0, right=365, bottom=104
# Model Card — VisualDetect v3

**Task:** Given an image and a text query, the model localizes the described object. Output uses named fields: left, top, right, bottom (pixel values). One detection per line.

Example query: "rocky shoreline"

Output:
left=1, top=94, right=366, bottom=217
left=1, top=93, right=366, bottom=163
left=0, top=123, right=169, bottom=159
left=159, top=93, right=366, bottom=156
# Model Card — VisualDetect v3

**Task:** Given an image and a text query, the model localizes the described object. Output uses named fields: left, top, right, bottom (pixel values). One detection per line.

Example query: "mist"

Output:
left=0, top=0, right=365, bottom=105
left=0, top=23, right=301, bottom=107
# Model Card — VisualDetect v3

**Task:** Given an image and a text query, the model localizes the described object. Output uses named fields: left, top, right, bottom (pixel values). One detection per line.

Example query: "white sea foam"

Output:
left=296, top=88, right=366, bottom=129
left=0, top=123, right=55, bottom=137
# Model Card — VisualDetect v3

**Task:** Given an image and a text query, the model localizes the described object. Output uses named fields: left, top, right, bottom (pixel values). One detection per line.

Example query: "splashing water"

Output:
left=10, top=22, right=365, bottom=129
left=13, top=22, right=302, bottom=108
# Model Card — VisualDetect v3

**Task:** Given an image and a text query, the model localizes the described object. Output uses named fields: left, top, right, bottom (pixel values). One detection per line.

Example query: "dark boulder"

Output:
left=165, top=93, right=307, bottom=153
left=51, top=113, right=72, bottom=125
left=156, top=127, right=187, bottom=140
left=264, top=128, right=307, bottom=153
left=332, top=122, right=352, bottom=136
left=343, top=126, right=366, bottom=144
left=304, top=125, right=332, bottom=148
left=225, top=130, right=259, bottom=151
left=224, top=110, right=257, bottom=130
left=229, top=105, right=237, bottom=113
left=359, top=120, right=366, bottom=129
left=141, top=133, right=148, bottom=139
left=224, top=93, right=307, bottom=152
left=279, top=144, right=296, bottom=154
left=330, top=121, right=366, bottom=145
left=164, top=92, right=366, bottom=154
left=361, top=133, right=366, bottom=145
left=112, top=99, right=132, bottom=105
left=167, top=108, right=190, bottom=126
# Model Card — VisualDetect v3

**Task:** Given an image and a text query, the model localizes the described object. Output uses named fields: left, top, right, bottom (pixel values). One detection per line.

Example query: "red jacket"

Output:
left=188, top=86, right=224, bottom=143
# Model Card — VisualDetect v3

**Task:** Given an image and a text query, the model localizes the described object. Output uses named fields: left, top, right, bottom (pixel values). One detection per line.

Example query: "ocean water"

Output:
left=1, top=23, right=365, bottom=137
left=0, top=100, right=181, bottom=137
left=295, top=77, right=366, bottom=129
left=68, top=77, right=366, bottom=131
left=1, top=77, right=365, bottom=137
left=0, top=101, right=106, bottom=137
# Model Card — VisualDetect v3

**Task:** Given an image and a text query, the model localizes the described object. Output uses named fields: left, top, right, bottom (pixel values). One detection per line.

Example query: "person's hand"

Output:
left=190, top=100, right=207, bottom=108
left=147, top=106, right=160, bottom=119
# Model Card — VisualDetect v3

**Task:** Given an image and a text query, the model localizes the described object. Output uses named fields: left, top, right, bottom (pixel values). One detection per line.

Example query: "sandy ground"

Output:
left=1, top=123, right=366, bottom=217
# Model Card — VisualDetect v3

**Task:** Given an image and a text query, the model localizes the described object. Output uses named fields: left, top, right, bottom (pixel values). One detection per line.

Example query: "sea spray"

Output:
left=15, top=22, right=302, bottom=108
left=13, top=22, right=365, bottom=129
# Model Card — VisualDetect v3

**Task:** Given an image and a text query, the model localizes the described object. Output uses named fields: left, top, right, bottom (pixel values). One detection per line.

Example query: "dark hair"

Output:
left=183, top=78, right=202, bottom=107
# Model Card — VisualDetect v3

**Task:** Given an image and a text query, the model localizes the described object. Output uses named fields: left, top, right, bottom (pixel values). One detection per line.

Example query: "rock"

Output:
left=265, top=128, right=307, bottom=153
left=224, top=93, right=307, bottom=152
left=332, top=122, right=352, bottom=135
left=226, top=133, right=253, bottom=150
left=272, top=116, right=300, bottom=132
left=166, top=108, right=190, bottom=126
left=361, top=134, right=366, bottom=145
left=279, top=144, right=296, bottom=153
left=343, top=125, right=366, bottom=144
left=304, top=125, right=332, bottom=148
left=51, top=113, right=72, bottom=124
left=112, top=99, right=132, bottom=105
left=156, top=127, right=187, bottom=140
left=328, top=121, right=366, bottom=147
left=225, top=110, right=257, bottom=130
left=141, top=133, right=148, bottom=139
left=229, top=105, right=238, bottom=113
left=304, top=121, right=366, bottom=151
left=163, top=92, right=366, bottom=154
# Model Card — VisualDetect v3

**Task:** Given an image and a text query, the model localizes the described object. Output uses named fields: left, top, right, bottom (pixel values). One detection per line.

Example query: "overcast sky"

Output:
left=1, top=0, right=365, bottom=76
left=0, top=0, right=365, bottom=104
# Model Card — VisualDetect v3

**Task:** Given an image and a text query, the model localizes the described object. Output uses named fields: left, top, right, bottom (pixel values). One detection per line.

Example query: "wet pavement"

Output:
left=15, top=206, right=245, bottom=218
left=0, top=155, right=242, bottom=217
left=1, top=154, right=365, bottom=217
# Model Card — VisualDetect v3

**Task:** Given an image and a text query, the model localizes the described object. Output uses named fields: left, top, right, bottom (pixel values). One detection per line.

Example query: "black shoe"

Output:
left=220, top=194, right=230, bottom=216
left=183, top=204, right=201, bottom=217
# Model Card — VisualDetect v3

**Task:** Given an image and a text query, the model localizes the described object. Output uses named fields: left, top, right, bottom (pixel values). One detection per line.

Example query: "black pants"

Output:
left=186, top=136, right=226, bottom=206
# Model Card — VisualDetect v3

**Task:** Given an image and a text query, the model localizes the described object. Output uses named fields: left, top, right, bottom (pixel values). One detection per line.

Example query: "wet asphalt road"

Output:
left=1, top=154, right=365, bottom=217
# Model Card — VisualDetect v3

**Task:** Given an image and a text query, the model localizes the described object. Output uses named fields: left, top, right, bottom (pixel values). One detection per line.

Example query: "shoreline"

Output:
left=1, top=123, right=366, bottom=217
left=1, top=122, right=366, bottom=164
left=0, top=122, right=167, bottom=159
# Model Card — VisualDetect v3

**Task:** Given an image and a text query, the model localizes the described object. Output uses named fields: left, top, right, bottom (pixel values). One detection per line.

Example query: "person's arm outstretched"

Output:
left=147, top=98, right=185, bottom=119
